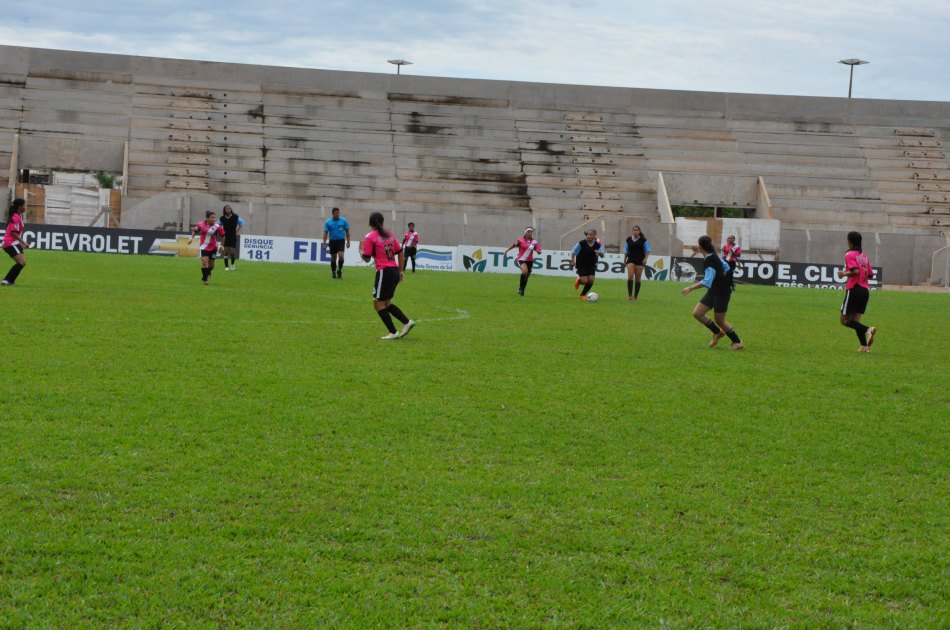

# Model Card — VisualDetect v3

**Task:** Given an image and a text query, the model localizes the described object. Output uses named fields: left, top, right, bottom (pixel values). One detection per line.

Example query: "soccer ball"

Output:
left=587, top=292, right=599, bottom=302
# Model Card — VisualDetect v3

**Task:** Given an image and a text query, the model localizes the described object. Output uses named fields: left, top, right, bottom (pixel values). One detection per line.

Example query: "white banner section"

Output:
left=240, top=235, right=456, bottom=271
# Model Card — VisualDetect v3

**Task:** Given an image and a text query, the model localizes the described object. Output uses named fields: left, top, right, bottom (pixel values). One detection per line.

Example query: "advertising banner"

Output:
left=670, top=257, right=883, bottom=289
left=3, top=223, right=190, bottom=256
left=457, top=245, right=671, bottom=280
left=240, top=235, right=373, bottom=266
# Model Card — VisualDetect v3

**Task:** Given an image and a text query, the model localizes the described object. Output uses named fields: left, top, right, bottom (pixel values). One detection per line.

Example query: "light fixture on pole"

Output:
left=838, top=59, right=869, bottom=99
left=387, top=59, right=412, bottom=75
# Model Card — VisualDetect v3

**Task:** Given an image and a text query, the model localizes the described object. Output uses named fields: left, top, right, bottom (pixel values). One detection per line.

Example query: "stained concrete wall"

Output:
left=2, top=45, right=950, bottom=284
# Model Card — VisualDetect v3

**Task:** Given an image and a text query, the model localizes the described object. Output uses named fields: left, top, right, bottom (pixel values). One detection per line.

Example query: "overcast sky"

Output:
left=2, top=0, right=948, bottom=101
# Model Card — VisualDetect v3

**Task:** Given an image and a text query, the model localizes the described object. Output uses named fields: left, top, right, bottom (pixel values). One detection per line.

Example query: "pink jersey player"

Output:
left=2, top=211, right=24, bottom=249
left=193, top=219, right=224, bottom=252
left=844, top=249, right=873, bottom=289
left=361, top=212, right=414, bottom=340
left=189, top=211, right=226, bottom=285
left=403, top=229, right=419, bottom=249
left=504, top=227, right=541, bottom=296
left=362, top=228, right=402, bottom=270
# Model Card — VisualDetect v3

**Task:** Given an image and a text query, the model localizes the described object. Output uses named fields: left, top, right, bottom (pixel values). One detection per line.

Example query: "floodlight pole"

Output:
left=387, top=59, right=412, bottom=75
left=838, top=59, right=869, bottom=98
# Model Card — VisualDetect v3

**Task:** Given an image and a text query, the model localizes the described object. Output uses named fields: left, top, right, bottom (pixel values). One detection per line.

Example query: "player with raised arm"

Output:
left=323, top=207, right=350, bottom=279
left=188, top=211, right=225, bottom=285
left=624, top=225, right=650, bottom=301
left=570, top=229, right=605, bottom=300
left=837, top=231, right=877, bottom=353
left=402, top=222, right=419, bottom=273
left=680, top=235, right=744, bottom=349
left=361, top=212, right=415, bottom=340
left=504, top=226, right=542, bottom=296
left=1, top=198, right=29, bottom=287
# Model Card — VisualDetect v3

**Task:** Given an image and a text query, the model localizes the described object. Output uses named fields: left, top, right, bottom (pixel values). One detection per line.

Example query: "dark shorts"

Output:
left=329, top=239, right=346, bottom=255
left=625, top=256, right=645, bottom=266
left=223, top=235, right=238, bottom=248
left=517, top=259, right=534, bottom=273
left=373, top=266, right=400, bottom=301
left=576, top=264, right=596, bottom=277
left=4, top=244, right=22, bottom=258
left=841, top=286, right=869, bottom=316
left=200, top=248, right=216, bottom=259
left=699, top=289, right=731, bottom=313
left=405, top=246, right=417, bottom=258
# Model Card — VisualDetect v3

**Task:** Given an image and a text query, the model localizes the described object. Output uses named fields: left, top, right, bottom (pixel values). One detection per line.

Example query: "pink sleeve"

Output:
left=361, top=233, right=374, bottom=256
left=845, top=250, right=857, bottom=269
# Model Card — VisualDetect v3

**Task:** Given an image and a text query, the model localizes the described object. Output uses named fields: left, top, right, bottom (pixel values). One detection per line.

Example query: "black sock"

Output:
left=5, top=263, right=23, bottom=283
left=519, top=275, right=528, bottom=291
left=377, top=308, right=397, bottom=334
left=223, top=259, right=230, bottom=268
left=411, top=258, right=416, bottom=272
left=634, top=281, right=642, bottom=298
left=725, top=328, right=741, bottom=344
left=388, top=304, right=409, bottom=325
left=627, top=279, right=633, bottom=296
left=337, top=260, right=343, bottom=273
left=703, top=319, right=722, bottom=335
left=845, top=320, right=869, bottom=345
left=581, top=281, right=593, bottom=296
left=330, top=260, right=337, bottom=274
left=202, top=268, right=210, bottom=281
left=231, top=256, right=236, bottom=266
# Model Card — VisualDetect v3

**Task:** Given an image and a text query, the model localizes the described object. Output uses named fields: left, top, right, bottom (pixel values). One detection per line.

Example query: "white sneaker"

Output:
left=225, top=267, right=231, bottom=271
left=400, top=320, right=416, bottom=338
left=381, top=333, right=400, bottom=340
left=0, top=280, right=10, bottom=286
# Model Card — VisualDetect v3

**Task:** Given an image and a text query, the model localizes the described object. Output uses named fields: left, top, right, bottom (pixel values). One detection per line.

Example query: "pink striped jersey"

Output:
left=514, top=237, right=541, bottom=262
left=2, top=213, right=24, bottom=248
left=403, top=230, right=419, bottom=248
left=362, top=230, right=402, bottom=270
left=722, top=241, right=742, bottom=262
left=194, top=220, right=224, bottom=251
left=844, top=249, right=873, bottom=289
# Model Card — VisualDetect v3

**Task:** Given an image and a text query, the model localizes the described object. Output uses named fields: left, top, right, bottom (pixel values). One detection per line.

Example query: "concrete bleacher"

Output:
left=2, top=45, right=950, bottom=283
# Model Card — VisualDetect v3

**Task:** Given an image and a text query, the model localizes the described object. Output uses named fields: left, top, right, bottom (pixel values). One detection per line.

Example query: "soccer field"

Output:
left=1, top=250, right=947, bottom=626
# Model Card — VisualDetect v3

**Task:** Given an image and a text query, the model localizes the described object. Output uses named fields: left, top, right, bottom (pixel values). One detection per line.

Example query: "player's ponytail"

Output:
left=369, top=211, right=388, bottom=238
left=698, top=235, right=716, bottom=254
left=8, top=198, right=25, bottom=221
left=847, top=231, right=862, bottom=252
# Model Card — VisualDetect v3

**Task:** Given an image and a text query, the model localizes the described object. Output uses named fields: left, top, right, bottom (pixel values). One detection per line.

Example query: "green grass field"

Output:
left=1, top=250, right=947, bottom=627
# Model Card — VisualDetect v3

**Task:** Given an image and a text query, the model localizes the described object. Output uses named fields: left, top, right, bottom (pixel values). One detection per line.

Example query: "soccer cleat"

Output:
left=225, top=267, right=231, bottom=271
left=865, top=327, right=876, bottom=347
left=709, top=331, right=725, bottom=348
left=400, top=320, right=416, bottom=338
left=579, top=295, right=587, bottom=301
left=517, top=290, right=524, bottom=296
left=626, top=295, right=634, bottom=301
left=202, top=279, right=208, bottom=285
left=337, top=271, right=342, bottom=279
left=573, top=278, right=580, bottom=290
left=0, top=280, right=11, bottom=286
left=857, top=346, right=870, bottom=353
left=380, top=333, right=400, bottom=340
left=730, top=342, right=745, bottom=350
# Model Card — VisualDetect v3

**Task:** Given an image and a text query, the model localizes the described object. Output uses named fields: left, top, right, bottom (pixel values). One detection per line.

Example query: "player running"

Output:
left=188, top=211, right=225, bottom=285
left=219, top=204, right=245, bottom=270
left=504, top=226, right=542, bottom=296
left=402, top=222, right=419, bottom=272
left=680, top=235, right=744, bottom=349
left=323, top=207, right=350, bottom=279
left=624, top=225, right=650, bottom=301
left=360, top=212, right=415, bottom=340
left=1, top=198, right=29, bottom=287
left=837, top=231, right=877, bottom=353
left=570, top=229, right=605, bottom=300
